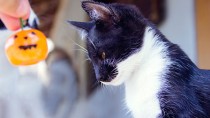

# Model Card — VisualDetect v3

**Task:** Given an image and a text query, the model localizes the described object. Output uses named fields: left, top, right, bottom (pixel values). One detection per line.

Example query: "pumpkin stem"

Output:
left=19, top=18, right=24, bottom=30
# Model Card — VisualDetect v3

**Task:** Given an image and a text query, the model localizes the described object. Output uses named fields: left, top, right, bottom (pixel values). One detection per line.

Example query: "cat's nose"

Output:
left=96, top=74, right=111, bottom=82
left=94, top=64, right=116, bottom=82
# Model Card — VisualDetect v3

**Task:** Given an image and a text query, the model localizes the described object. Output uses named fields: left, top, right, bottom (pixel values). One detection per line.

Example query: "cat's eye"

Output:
left=101, top=52, right=106, bottom=60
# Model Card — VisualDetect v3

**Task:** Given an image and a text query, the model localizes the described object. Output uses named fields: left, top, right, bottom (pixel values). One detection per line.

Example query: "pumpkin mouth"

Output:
left=19, top=44, right=37, bottom=50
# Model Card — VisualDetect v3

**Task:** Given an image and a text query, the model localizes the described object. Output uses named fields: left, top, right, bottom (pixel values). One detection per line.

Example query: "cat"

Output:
left=69, top=1, right=210, bottom=118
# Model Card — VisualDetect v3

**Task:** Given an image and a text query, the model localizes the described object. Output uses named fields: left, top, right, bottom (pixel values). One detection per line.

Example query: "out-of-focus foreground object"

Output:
left=5, top=29, right=48, bottom=66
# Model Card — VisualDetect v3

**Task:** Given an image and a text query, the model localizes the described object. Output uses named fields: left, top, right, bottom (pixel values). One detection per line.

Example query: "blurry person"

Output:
left=0, top=9, right=47, bottom=118
left=0, top=0, right=31, bottom=30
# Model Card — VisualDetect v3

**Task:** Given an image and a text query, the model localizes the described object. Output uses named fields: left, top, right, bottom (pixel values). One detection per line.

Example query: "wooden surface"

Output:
left=196, top=0, right=210, bottom=69
left=50, top=0, right=88, bottom=97
left=31, top=0, right=60, bottom=36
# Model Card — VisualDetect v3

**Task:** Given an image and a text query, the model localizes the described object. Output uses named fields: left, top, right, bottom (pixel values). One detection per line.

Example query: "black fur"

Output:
left=70, top=1, right=210, bottom=117
left=159, top=43, right=210, bottom=117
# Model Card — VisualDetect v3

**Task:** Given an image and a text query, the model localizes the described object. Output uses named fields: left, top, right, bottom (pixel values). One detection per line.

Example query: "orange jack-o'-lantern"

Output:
left=5, top=29, right=48, bottom=66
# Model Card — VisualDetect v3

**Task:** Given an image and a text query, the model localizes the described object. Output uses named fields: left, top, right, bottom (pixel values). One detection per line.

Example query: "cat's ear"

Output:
left=68, top=21, right=94, bottom=32
left=81, top=1, right=118, bottom=22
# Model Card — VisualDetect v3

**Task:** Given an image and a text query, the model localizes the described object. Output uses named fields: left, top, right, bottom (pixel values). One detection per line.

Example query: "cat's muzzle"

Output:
left=95, top=64, right=118, bottom=82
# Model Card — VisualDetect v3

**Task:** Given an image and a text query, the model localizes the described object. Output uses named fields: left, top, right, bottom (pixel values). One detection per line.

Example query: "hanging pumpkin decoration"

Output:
left=5, top=18, right=48, bottom=66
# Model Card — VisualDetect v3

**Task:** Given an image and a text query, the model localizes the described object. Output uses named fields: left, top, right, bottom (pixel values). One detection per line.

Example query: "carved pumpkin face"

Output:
left=5, top=29, right=48, bottom=66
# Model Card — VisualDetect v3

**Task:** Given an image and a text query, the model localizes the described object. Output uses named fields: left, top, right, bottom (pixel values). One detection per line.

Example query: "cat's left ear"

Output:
left=68, top=21, right=94, bottom=32
left=82, top=1, right=118, bottom=22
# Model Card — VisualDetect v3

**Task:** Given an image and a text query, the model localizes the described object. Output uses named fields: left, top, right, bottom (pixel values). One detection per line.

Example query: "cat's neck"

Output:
left=120, top=26, right=172, bottom=84
left=123, top=27, right=171, bottom=117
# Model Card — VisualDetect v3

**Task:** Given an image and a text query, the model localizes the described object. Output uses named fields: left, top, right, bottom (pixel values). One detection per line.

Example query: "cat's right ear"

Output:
left=68, top=21, right=94, bottom=32
left=81, top=1, right=119, bottom=22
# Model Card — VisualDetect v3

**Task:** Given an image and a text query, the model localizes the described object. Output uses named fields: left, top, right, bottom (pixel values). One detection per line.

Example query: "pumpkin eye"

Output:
left=101, top=52, right=106, bottom=60
left=14, top=35, right=18, bottom=39
left=31, top=32, right=36, bottom=35
left=24, top=36, right=28, bottom=40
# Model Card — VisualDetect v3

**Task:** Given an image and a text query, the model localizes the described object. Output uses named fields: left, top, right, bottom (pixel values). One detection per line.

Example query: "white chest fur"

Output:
left=118, top=27, right=171, bottom=118
left=123, top=50, right=165, bottom=118
left=124, top=69, right=162, bottom=118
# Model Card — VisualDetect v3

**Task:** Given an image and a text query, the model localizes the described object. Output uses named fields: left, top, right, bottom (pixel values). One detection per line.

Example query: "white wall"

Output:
left=159, top=0, right=197, bottom=63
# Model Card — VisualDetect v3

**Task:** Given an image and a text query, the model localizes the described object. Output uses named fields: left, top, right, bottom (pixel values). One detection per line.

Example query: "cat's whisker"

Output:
left=100, top=82, right=107, bottom=90
left=116, top=57, right=124, bottom=64
left=111, top=59, right=115, bottom=65
left=72, top=49, right=88, bottom=54
left=71, top=48, right=90, bottom=64
left=111, top=67, right=117, bottom=73
left=85, top=57, right=91, bottom=61
left=69, top=38, right=88, bottom=52
left=81, top=57, right=92, bottom=65
left=74, top=43, right=88, bottom=52
left=112, top=72, right=118, bottom=77
left=124, top=108, right=132, bottom=117
left=108, top=75, right=111, bottom=80
left=101, top=83, right=115, bottom=95
left=89, top=39, right=96, bottom=49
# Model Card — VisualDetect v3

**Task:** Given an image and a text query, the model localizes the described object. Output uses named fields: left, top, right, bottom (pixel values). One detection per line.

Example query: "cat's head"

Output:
left=70, top=1, right=147, bottom=86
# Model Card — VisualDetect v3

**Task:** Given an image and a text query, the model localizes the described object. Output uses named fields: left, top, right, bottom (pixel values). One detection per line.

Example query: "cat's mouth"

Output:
left=98, top=75, right=115, bottom=83
left=100, top=74, right=122, bottom=86
left=96, top=64, right=118, bottom=83
left=99, top=71, right=119, bottom=83
left=101, top=78, right=121, bottom=86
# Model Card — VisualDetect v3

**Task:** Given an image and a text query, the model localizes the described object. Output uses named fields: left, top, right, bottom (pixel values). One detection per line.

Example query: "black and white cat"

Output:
left=70, top=1, right=210, bottom=118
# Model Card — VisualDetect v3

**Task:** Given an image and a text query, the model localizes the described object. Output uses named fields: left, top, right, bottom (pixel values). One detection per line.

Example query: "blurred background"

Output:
left=0, top=0, right=210, bottom=118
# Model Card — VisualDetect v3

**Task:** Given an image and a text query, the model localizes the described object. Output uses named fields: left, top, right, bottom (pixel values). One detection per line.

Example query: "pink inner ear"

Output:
left=85, top=3, right=111, bottom=20
left=91, top=4, right=111, bottom=14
